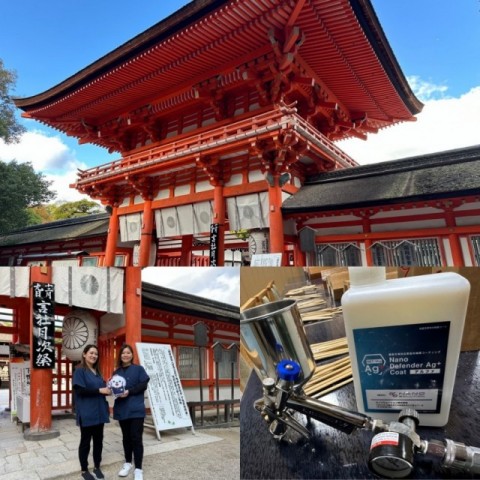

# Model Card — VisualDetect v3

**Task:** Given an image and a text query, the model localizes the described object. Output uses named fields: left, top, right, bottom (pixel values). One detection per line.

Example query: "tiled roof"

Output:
left=282, top=145, right=480, bottom=213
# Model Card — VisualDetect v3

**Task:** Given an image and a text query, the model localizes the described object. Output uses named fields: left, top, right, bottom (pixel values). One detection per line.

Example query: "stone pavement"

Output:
left=0, top=390, right=239, bottom=480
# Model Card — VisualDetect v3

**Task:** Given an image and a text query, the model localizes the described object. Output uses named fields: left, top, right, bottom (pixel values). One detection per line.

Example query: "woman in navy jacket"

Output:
left=113, top=344, right=150, bottom=480
left=73, top=344, right=111, bottom=480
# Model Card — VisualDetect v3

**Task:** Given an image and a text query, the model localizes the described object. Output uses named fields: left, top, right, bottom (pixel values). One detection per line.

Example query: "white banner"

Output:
left=156, top=207, right=179, bottom=238
left=0, top=267, right=30, bottom=298
left=119, top=213, right=143, bottom=242
left=136, top=343, right=193, bottom=434
left=226, top=193, right=269, bottom=230
left=177, top=204, right=194, bottom=235
left=53, top=267, right=124, bottom=314
left=155, top=201, right=214, bottom=238
left=193, top=201, right=212, bottom=233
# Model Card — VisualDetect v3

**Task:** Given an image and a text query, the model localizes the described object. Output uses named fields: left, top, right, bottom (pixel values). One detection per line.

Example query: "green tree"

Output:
left=0, top=59, right=26, bottom=144
left=50, top=199, right=103, bottom=220
left=27, top=204, right=56, bottom=225
left=0, top=160, right=55, bottom=234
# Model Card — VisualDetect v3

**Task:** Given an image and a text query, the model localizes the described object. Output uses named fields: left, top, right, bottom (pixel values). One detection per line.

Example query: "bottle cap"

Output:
left=348, top=267, right=386, bottom=286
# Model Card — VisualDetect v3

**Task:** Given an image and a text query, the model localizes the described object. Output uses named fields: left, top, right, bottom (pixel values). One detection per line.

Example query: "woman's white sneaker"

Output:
left=134, top=469, right=143, bottom=480
left=118, top=462, right=133, bottom=477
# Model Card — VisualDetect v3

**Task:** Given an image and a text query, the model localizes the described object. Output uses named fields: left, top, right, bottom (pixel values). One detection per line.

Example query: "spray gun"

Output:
left=241, top=299, right=480, bottom=478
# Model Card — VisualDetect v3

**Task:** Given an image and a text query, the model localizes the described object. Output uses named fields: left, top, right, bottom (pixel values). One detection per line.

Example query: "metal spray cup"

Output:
left=240, top=299, right=315, bottom=388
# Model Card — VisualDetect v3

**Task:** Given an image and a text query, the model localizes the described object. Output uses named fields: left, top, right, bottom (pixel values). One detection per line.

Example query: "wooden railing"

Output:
left=73, top=105, right=357, bottom=187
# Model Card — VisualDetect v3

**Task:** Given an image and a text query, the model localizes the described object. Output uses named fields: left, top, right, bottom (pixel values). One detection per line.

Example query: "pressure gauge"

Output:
left=368, top=432, right=414, bottom=479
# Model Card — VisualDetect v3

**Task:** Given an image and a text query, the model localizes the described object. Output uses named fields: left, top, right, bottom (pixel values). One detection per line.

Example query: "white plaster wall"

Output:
left=154, top=189, right=170, bottom=200
left=315, top=225, right=364, bottom=235
left=371, top=219, right=445, bottom=232
left=456, top=216, right=480, bottom=226
left=248, top=169, right=264, bottom=182
left=460, top=237, right=474, bottom=266
left=175, top=184, right=190, bottom=196
left=303, top=215, right=359, bottom=225
left=225, top=173, right=243, bottom=186
left=195, top=181, right=213, bottom=192
left=442, top=238, right=454, bottom=266
left=371, top=207, right=441, bottom=218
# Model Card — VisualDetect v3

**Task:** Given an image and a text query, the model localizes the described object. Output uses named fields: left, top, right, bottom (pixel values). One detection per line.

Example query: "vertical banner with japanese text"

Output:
left=32, top=282, right=55, bottom=369
left=210, top=223, right=219, bottom=267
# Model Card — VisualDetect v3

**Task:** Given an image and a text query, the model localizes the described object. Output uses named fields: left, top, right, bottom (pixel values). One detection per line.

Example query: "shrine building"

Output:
left=11, top=0, right=426, bottom=267
left=1, top=144, right=479, bottom=267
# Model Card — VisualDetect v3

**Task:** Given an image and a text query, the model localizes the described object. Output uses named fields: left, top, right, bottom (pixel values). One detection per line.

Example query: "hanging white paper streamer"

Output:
left=0, top=267, right=30, bottom=298
left=193, top=201, right=213, bottom=233
left=227, top=193, right=269, bottom=230
left=119, top=213, right=143, bottom=242
left=53, top=267, right=124, bottom=314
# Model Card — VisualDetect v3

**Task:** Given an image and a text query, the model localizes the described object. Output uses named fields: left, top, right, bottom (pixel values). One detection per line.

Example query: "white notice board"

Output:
left=136, top=343, right=193, bottom=438
left=251, top=253, right=282, bottom=266
left=10, top=361, right=30, bottom=419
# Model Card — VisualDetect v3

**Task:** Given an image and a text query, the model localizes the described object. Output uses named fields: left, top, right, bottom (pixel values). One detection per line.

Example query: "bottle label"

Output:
left=353, top=321, right=450, bottom=413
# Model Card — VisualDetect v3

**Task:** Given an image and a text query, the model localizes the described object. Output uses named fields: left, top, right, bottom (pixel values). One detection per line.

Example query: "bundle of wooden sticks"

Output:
left=301, top=306, right=343, bottom=323
left=284, top=285, right=320, bottom=297
left=304, top=337, right=352, bottom=398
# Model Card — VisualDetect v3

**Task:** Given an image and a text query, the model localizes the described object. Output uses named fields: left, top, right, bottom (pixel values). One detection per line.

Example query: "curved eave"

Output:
left=14, top=0, right=228, bottom=111
left=14, top=0, right=421, bottom=136
left=349, top=0, right=423, bottom=116
left=141, top=282, right=239, bottom=325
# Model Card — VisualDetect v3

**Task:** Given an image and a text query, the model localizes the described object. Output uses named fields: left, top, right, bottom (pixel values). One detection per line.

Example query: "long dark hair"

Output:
left=79, top=344, right=101, bottom=375
left=117, top=344, right=135, bottom=368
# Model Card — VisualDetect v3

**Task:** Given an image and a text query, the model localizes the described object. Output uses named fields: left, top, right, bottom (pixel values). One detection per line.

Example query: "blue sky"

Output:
left=0, top=0, right=479, bottom=201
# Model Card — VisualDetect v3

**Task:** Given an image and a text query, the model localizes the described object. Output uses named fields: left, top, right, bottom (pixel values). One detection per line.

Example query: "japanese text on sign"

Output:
left=210, top=223, right=219, bottom=267
left=32, top=282, right=55, bottom=369
left=136, top=343, right=193, bottom=433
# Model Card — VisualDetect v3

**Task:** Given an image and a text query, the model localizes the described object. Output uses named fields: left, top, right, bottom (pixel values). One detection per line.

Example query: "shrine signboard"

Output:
left=136, top=343, right=193, bottom=439
left=32, top=282, right=55, bottom=369
left=209, top=223, right=220, bottom=267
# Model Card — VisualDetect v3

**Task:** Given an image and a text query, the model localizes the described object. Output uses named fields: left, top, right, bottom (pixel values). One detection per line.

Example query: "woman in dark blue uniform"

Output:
left=73, top=344, right=111, bottom=480
left=114, top=344, right=150, bottom=480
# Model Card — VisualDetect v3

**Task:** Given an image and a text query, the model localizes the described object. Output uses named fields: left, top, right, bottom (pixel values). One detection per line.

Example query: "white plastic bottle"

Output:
left=341, top=267, right=470, bottom=427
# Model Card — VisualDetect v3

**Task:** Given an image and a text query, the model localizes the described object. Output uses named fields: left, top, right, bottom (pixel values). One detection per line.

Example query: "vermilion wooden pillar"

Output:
left=445, top=208, right=464, bottom=266
left=213, top=184, right=225, bottom=266
left=125, top=267, right=142, bottom=359
left=448, top=234, right=464, bottom=266
left=104, top=206, right=119, bottom=266
left=26, top=267, right=59, bottom=440
left=15, top=299, right=30, bottom=344
left=139, top=200, right=154, bottom=267
left=362, top=216, right=373, bottom=266
left=267, top=174, right=285, bottom=262
left=180, top=235, right=193, bottom=266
